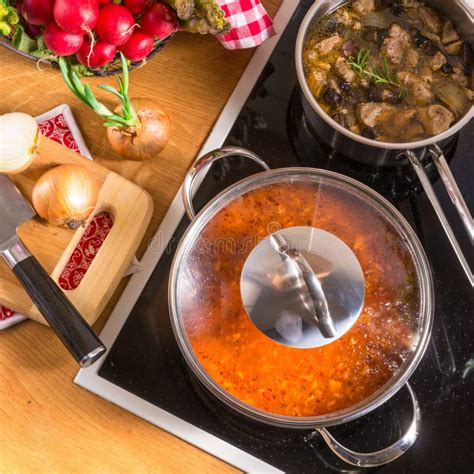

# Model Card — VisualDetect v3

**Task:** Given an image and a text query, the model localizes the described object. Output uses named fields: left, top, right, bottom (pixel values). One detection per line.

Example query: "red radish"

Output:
left=124, top=0, right=154, bottom=14
left=119, top=31, right=153, bottom=61
left=43, top=22, right=84, bottom=56
left=95, top=5, right=136, bottom=46
left=20, top=0, right=54, bottom=26
left=98, top=0, right=111, bottom=4
left=24, top=21, right=42, bottom=38
left=141, top=3, right=177, bottom=39
left=76, top=40, right=117, bottom=68
left=53, top=0, right=99, bottom=35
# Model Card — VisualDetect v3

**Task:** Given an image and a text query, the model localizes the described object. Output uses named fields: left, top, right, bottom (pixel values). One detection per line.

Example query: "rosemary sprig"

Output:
left=347, top=48, right=403, bottom=92
left=347, top=48, right=371, bottom=76
left=58, top=52, right=139, bottom=129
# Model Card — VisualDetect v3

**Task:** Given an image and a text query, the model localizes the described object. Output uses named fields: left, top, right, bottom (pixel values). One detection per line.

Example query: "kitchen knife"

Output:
left=0, top=175, right=106, bottom=367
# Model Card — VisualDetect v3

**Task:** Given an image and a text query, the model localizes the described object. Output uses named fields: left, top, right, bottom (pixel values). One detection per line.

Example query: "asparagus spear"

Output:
left=182, top=17, right=216, bottom=34
left=165, top=0, right=195, bottom=20
left=194, top=0, right=229, bottom=32
left=166, top=0, right=230, bottom=34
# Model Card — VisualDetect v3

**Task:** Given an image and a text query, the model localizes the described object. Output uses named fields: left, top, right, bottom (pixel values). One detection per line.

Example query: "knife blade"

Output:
left=0, top=175, right=106, bottom=367
left=0, top=175, right=35, bottom=251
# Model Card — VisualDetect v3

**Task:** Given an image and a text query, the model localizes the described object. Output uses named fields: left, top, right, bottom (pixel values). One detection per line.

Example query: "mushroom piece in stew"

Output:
left=303, top=0, right=473, bottom=143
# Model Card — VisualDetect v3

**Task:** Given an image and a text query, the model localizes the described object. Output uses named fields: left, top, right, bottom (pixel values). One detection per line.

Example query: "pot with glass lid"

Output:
left=169, top=146, right=434, bottom=467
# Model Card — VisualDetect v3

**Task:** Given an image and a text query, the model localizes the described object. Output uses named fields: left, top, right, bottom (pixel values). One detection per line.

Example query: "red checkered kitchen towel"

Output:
left=217, top=0, right=276, bottom=49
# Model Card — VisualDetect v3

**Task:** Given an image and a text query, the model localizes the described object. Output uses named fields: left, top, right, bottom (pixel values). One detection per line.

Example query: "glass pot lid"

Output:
left=241, top=226, right=365, bottom=348
left=170, top=165, right=433, bottom=423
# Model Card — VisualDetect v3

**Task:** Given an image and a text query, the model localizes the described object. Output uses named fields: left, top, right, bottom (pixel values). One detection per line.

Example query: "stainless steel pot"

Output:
left=169, top=146, right=434, bottom=468
left=295, top=0, right=474, bottom=285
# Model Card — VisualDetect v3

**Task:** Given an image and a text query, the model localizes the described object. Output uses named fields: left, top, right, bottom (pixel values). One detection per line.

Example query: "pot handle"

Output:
left=428, top=144, right=473, bottom=242
left=183, top=146, right=270, bottom=221
left=305, top=382, right=420, bottom=468
left=404, top=148, right=473, bottom=286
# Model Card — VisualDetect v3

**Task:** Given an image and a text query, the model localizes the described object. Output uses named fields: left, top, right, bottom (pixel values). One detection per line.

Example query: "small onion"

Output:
left=32, top=164, right=100, bottom=228
left=0, top=112, right=40, bottom=174
left=106, top=98, right=171, bottom=161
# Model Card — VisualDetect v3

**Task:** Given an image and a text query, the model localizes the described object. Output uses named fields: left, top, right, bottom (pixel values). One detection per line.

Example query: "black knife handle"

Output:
left=11, top=254, right=106, bottom=367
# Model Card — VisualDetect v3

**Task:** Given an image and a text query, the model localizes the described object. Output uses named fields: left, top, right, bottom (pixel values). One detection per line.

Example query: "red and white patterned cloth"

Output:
left=217, top=0, right=275, bottom=49
left=35, top=105, right=92, bottom=158
left=58, top=212, right=114, bottom=290
left=38, top=115, right=81, bottom=154
left=0, top=306, right=17, bottom=324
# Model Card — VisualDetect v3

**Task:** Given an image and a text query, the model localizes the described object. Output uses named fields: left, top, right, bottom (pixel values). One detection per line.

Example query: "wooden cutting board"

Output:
left=0, top=136, right=153, bottom=325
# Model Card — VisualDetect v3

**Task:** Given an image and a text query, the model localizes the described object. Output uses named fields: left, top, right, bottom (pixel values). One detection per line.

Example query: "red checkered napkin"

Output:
left=216, top=0, right=276, bottom=49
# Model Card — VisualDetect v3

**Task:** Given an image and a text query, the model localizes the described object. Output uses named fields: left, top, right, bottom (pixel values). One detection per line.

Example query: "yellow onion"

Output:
left=59, top=57, right=171, bottom=162
left=107, top=98, right=171, bottom=161
left=32, top=164, right=100, bottom=228
left=0, top=112, right=40, bottom=174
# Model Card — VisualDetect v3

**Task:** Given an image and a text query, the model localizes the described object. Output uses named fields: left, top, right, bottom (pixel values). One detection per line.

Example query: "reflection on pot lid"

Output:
left=241, top=226, right=365, bottom=349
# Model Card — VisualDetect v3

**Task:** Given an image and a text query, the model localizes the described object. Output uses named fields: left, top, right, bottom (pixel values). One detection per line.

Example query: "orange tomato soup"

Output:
left=178, top=181, right=420, bottom=417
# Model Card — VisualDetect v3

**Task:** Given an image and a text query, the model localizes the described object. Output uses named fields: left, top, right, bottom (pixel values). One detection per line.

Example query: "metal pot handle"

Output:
left=182, top=146, right=270, bottom=221
left=405, top=148, right=473, bottom=286
left=305, top=382, right=420, bottom=468
left=428, top=144, right=473, bottom=242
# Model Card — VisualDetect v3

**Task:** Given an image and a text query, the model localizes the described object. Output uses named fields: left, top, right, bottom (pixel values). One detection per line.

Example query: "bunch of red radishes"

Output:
left=17, top=0, right=178, bottom=68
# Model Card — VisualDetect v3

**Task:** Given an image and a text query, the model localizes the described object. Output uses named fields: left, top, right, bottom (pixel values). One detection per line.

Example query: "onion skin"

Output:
left=32, top=164, right=100, bottom=228
left=106, top=98, right=171, bottom=161
left=0, top=112, right=40, bottom=174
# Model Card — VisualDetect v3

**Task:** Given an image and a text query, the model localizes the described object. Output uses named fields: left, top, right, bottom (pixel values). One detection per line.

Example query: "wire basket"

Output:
left=0, top=33, right=174, bottom=76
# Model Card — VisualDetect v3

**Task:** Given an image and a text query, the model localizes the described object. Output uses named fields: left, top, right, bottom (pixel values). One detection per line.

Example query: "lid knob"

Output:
left=240, top=226, right=365, bottom=349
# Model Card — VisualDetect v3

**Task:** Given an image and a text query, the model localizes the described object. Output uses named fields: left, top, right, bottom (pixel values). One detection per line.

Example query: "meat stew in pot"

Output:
left=303, top=0, right=473, bottom=143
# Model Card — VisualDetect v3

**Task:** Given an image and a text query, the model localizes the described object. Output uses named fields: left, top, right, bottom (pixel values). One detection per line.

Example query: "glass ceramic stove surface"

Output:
left=80, top=0, right=474, bottom=472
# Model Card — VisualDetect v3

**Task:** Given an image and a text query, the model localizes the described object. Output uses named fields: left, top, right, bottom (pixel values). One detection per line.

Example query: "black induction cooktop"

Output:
left=96, top=1, right=474, bottom=471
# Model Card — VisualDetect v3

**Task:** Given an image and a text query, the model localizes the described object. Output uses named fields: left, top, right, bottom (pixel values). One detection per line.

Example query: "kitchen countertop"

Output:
left=0, top=4, right=279, bottom=470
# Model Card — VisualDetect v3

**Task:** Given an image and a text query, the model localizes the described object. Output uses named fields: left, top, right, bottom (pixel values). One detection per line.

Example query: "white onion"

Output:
left=0, top=112, right=40, bottom=174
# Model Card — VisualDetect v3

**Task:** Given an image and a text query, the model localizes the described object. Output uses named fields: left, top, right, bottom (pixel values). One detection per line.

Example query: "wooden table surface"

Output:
left=0, top=3, right=280, bottom=470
